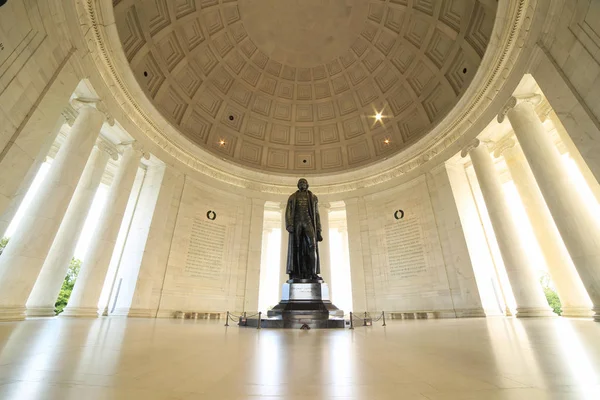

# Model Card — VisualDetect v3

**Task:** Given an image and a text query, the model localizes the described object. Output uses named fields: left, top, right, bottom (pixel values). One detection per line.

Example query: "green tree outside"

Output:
left=0, top=236, right=9, bottom=255
left=540, top=272, right=562, bottom=315
left=55, top=258, right=82, bottom=315
left=1, top=236, right=81, bottom=315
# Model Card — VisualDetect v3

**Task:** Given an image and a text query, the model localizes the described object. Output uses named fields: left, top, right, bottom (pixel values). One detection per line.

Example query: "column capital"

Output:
left=497, top=94, right=542, bottom=123
left=122, top=141, right=151, bottom=160
left=96, top=138, right=119, bottom=160
left=61, top=106, right=78, bottom=127
left=71, top=97, right=115, bottom=126
left=492, top=136, right=517, bottom=158
left=460, top=138, right=483, bottom=158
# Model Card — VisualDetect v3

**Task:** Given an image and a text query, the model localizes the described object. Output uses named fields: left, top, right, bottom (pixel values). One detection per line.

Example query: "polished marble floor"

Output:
left=0, top=317, right=599, bottom=399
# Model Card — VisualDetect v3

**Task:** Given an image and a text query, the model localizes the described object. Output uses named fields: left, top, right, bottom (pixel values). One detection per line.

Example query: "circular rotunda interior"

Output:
left=114, top=0, right=497, bottom=174
left=1, top=0, right=600, bottom=397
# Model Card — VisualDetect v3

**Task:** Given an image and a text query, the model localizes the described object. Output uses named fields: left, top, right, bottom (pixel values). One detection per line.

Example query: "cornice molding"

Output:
left=78, top=0, right=536, bottom=194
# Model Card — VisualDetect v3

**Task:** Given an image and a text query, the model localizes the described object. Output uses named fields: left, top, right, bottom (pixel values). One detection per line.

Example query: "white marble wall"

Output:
left=344, top=198, right=369, bottom=312
left=154, top=177, right=260, bottom=317
left=243, top=199, right=266, bottom=311
left=141, top=171, right=186, bottom=315
left=345, top=171, right=486, bottom=316
left=533, top=1, right=600, bottom=188
left=426, top=165, right=486, bottom=317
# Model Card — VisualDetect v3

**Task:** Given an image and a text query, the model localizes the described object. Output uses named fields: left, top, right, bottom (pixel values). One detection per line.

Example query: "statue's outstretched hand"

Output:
left=286, top=226, right=294, bottom=233
left=317, top=231, right=323, bottom=242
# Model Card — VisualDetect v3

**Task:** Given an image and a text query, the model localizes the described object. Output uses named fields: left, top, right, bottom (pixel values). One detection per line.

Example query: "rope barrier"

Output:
left=226, top=310, right=388, bottom=329
left=225, top=311, right=260, bottom=326
left=257, top=311, right=262, bottom=330
left=347, top=312, right=387, bottom=327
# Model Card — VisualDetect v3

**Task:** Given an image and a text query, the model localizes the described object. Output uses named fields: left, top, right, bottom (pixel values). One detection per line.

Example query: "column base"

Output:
left=561, top=306, right=594, bottom=318
left=515, top=307, right=557, bottom=318
left=127, top=308, right=156, bottom=318
left=60, top=307, right=100, bottom=318
left=0, top=306, right=26, bottom=321
left=108, top=307, right=132, bottom=317
left=592, top=308, right=600, bottom=322
left=26, top=306, right=56, bottom=318
left=454, top=308, right=487, bottom=318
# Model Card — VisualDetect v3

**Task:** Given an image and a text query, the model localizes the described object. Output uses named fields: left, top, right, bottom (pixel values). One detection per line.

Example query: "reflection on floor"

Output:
left=0, top=317, right=599, bottom=399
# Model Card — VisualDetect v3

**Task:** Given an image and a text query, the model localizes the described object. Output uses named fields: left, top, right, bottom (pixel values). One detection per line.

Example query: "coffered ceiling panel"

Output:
left=114, top=0, right=497, bottom=174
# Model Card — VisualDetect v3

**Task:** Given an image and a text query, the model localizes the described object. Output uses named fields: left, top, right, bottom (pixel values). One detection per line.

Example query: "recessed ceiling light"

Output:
left=219, top=139, right=226, bottom=146
left=383, top=138, right=390, bottom=145
left=375, top=112, right=383, bottom=122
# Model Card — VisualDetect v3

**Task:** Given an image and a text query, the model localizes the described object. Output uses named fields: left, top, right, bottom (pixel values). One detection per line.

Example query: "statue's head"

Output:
left=297, top=178, right=309, bottom=191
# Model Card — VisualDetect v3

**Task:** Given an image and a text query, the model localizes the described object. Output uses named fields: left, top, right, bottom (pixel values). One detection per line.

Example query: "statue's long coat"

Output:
left=285, top=190, right=321, bottom=275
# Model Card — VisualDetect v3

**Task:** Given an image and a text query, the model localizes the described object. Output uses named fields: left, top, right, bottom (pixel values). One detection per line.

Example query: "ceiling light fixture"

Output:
left=219, top=139, right=226, bottom=146
left=375, top=112, right=383, bottom=122
left=383, top=138, right=390, bottom=145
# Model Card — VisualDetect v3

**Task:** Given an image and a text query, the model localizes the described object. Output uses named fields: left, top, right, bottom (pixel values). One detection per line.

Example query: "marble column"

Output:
left=126, top=169, right=182, bottom=317
left=61, top=144, right=146, bottom=317
left=243, top=198, right=266, bottom=311
left=495, top=138, right=593, bottom=317
left=0, top=114, right=67, bottom=238
left=501, top=97, right=600, bottom=321
left=257, top=227, right=271, bottom=311
left=462, top=139, right=555, bottom=317
left=318, top=202, right=333, bottom=293
left=344, top=198, right=368, bottom=312
left=26, top=141, right=118, bottom=317
left=279, top=203, right=288, bottom=298
left=548, top=111, right=600, bottom=204
left=0, top=105, right=107, bottom=321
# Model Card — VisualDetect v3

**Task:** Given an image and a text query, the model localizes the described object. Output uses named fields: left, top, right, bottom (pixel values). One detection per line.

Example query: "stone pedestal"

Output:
left=262, top=279, right=344, bottom=328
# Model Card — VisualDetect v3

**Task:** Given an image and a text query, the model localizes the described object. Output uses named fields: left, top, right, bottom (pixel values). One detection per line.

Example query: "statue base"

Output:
left=268, top=281, right=344, bottom=319
left=247, top=281, right=345, bottom=329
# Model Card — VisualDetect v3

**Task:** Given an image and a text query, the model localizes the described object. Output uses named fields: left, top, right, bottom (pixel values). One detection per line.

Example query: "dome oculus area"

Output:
left=115, top=0, right=497, bottom=174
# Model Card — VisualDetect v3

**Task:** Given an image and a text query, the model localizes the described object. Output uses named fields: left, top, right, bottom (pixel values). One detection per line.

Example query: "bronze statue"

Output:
left=285, top=178, right=323, bottom=281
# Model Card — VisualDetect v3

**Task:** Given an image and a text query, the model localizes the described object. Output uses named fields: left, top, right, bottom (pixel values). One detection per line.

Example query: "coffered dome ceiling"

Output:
left=114, top=0, right=497, bottom=174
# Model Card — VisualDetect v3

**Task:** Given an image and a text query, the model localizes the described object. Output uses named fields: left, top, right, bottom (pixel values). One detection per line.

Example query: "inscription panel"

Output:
left=185, top=217, right=227, bottom=281
left=385, top=216, right=427, bottom=281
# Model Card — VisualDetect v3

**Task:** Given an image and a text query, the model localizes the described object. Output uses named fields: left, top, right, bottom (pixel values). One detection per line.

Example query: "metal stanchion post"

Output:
left=364, top=311, right=367, bottom=326
left=225, top=311, right=230, bottom=327
left=349, top=312, right=354, bottom=329
left=257, top=311, right=262, bottom=330
left=382, top=311, right=386, bottom=327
